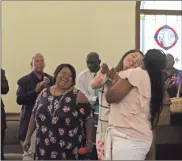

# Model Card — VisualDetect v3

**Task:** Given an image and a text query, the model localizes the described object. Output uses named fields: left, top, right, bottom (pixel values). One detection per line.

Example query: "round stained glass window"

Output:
left=154, top=25, right=178, bottom=50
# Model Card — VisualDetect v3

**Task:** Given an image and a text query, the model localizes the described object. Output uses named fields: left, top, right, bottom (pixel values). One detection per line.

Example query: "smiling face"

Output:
left=122, top=51, right=144, bottom=69
left=55, top=66, right=73, bottom=90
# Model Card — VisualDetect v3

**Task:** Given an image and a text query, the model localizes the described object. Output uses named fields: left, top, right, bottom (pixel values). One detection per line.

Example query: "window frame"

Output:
left=135, top=1, right=182, bottom=49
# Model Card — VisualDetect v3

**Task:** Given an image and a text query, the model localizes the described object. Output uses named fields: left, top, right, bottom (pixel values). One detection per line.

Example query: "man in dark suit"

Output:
left=16, top=53, right=54, bottom=160
left=1, top=68, right=9, bottom=160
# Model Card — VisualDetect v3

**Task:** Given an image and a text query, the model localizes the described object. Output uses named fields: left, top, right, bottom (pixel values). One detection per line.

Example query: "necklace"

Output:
left=49, top=87, right=68, bottom=117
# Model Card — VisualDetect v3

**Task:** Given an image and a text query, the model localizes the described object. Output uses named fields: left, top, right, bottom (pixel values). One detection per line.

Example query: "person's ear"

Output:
left=30, top=62, right=33, bottom=69
left=43, top=62, right=46, bottom=68
left=172, top=60, right=175, bottom=66
left=99, top=60, right=101, bottom=65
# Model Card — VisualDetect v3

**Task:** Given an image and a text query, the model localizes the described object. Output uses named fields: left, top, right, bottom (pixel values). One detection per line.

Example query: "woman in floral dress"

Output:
left=23, top=64, right=94, bottom=160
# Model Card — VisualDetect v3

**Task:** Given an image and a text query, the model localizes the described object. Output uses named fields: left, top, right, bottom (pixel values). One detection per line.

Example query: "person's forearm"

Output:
left=91, top=73, right=105, bottom=89
left=25, top=114, right=36, bottom=140
left=85, top=117, right=94, bottom=142
left=163, top=90, right=171, bottom=105
left=91, top=79, right=103, bottom=89
left=105, top=80, right=115, bottom=103
left=179, top=85, right=182, bottom=94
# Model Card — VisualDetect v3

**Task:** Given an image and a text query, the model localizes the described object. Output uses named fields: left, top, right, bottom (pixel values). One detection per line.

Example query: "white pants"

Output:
left=96, top=121, right=109, bottom=160
left=21, top=131, right=36, bottom=160
left=104, top=127, right=152, bottom=160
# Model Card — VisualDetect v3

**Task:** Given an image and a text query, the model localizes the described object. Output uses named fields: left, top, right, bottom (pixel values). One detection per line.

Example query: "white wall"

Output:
left=2, top=1, right=136, bottom=112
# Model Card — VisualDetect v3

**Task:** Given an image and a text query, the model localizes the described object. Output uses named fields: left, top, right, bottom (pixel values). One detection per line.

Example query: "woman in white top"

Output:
left=91, top=50, right=144, bottom=160
left=104, top=49, right=166, bottom=160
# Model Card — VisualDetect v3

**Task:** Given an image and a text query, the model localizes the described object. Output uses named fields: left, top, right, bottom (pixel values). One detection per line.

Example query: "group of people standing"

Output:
left=1, top=49, right=182, bottom=160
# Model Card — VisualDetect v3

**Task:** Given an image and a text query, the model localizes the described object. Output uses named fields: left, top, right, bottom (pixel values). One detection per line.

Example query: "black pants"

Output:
left=1, top=130, right=5, bottom=160
left=81, top=125, right=98, bottom=160
left=156, top=144, right=182, bottom=160
left=88, top=145, right=98, bottom=160
left=88, top=124, right=98, bottom=160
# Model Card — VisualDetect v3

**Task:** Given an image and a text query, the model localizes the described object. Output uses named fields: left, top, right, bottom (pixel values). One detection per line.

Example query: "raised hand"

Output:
left=35, top=81, right=45, bottom=93
left=101, top=63, right=109, bottom=74
left=165, top=78, right=176, bottom=90
left=43, top=76, right=50, bottom=85
left=22, top=139, right=31, bottom=152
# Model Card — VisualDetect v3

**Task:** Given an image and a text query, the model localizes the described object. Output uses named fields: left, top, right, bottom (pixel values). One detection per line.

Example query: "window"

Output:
left=140, top=1, right=182, bottom=10
left=136, top=1, right=182, bottom=70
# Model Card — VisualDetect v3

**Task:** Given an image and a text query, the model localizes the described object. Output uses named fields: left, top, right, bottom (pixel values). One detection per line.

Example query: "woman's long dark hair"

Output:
left=115, top=49, right=144, bottom=72
left=143, top=49, right=167, bottom=129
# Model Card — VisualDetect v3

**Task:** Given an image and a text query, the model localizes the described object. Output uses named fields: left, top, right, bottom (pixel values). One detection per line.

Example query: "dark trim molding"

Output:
left=135, top=1, right=141, bottom=49
left=140, top=9, right=182, bottom=15
left=6, top=112, right=20, bottom=121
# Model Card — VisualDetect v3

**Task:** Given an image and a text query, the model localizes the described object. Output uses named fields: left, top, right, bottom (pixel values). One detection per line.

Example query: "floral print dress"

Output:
left=32, top=88, right=93, bottom=160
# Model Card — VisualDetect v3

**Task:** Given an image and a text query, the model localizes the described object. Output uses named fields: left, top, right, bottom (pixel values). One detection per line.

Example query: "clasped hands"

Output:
left=101, top=63, right=118, bottom=84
